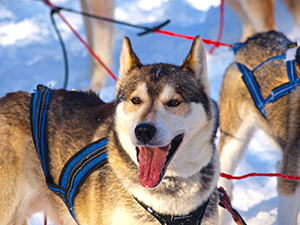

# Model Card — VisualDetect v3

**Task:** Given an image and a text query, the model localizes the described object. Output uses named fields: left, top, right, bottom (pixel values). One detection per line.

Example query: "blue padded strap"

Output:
left=30, top=85, right=53, bottom=182
left=264, top=81, right=300, bottom=105
left=30, top=85, right=109, bottom=224
left=60, top=139, right=108, bottom=189
left=236, top=62, right=267, bottom=117
left=286, top=59, right=298, bottom=83
left=252, top=54, right=285, bottom=72
left=232, top=42, right=244, bottom=55
left=59, top=138, right=108, bottom=219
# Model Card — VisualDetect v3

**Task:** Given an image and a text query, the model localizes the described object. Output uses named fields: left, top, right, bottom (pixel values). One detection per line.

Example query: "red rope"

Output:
left=154, top=29, right=232, bottom=48
left=41, top=0, right=56, bottom=9
left=42, top=0, right=234, bottom=84
left=55, top=11, right=117, bottom=81
left=44, top=0, right=233, bottom=50
left=208, top=0, right=225, bottom=54
left=220, top=172, right=300, bottom=181
left=44, top=214, right=47, bottom=225
left=43, top=0, right=233, bottom=82
left=42, top=0, right=117, bottom=82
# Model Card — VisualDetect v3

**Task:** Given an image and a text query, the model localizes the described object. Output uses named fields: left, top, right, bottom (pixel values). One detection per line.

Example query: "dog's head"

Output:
left=114, top=36, right=216, bottom=188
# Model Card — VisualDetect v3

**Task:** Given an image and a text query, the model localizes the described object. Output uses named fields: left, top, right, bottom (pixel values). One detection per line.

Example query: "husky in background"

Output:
left=226, top=0, right=300, bottom=41
left=80, top=0, right=114, bottom=92
left=218, top=31, right=300, bottom=224
left=0, top=36, right=220, bottom=224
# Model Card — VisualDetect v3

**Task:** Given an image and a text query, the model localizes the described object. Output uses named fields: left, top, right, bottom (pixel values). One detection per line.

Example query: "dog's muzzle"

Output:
left=134, top=122, right=184, bottom=188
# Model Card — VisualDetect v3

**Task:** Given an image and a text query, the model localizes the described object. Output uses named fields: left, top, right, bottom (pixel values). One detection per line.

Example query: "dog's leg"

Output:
left=80, top=0, right=114, bottom=93
left=81, top=0, right=94, bottom=77
left=218, top=63, right=258, bottom=196
left=225, top=0, right=255, bottom=41
left=275, top=89, right=300, bottom=224
left=218, top=117, right=256, bottom=225
left=240, top=0, right=276, bottom=34
left=226, top=0, right=276, bottom=41
left=282, top=0, right=300, bottom=30
left=0, top=147, right=24, bottom=224
left=278, top=191, right=300, bottom=225
left=276, top=160, right=300, bottom=225
left=276, top=139, right=300, bottom=222
left=218, top=64, right=260, bottom=225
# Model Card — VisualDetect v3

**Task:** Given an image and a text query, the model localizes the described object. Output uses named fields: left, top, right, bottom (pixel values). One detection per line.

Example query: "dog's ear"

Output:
left=182, top=35, right=209, bottom=92
left=119, top=37, right=143, bottom=80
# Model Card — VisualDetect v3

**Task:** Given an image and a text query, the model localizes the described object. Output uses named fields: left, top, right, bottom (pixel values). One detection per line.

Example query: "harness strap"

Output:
left=30, top=84, right=53, bottom=181
left=135, top=197, right=210, bottom=225
left=30, top=85, right=108, bottom=222
left=50, top=138, right=108, bottom=220
left=237, top=62, right=266, bottom=117
left=233, top=43, right=299, bottom=118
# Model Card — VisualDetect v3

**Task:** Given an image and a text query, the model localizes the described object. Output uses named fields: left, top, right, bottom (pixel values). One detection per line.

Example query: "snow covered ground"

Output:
left=1, top=0, right=299, bottom=224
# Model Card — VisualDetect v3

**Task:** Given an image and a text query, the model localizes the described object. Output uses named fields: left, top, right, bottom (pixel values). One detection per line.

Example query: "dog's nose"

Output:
left=135, top=123, right=156, bottom=144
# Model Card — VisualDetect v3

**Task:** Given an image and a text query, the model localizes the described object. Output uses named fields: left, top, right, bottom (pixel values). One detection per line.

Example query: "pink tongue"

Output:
left=138, top=146, right=169, bottom=188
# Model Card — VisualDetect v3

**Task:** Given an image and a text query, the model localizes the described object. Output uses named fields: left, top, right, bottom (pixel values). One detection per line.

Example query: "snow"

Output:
left=0, top=19, right=42, bottom=45
left=186, top=0, right=220, bottom=11
left=1, top=0, right=299, bottom=224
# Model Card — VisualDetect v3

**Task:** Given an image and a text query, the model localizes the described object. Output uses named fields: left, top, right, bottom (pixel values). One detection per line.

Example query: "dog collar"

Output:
left=135, top=197, right=210, bottom=225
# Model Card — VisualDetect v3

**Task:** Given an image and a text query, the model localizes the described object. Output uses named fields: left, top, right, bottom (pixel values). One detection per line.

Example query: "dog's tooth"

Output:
left=168, top=144, right=172, bottom=150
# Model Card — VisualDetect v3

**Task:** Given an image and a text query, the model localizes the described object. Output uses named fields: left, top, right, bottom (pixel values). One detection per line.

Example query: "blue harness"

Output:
left=233, top=42, right=299, bottom=118
left=29, top=85, right=108, bottom=222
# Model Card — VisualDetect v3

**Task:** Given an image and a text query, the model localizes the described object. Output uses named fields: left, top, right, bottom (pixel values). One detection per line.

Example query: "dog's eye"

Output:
left=167, top=99, right=181, bottom=107
left=131, top=97, right=141, bottom=105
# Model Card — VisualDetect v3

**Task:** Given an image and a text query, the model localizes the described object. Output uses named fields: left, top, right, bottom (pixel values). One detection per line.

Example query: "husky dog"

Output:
left=218, top=31, right=300, bottom=224
left=80, top=0, right=114, bottom=92
left=226, top=0, right=300, bottom=41
left=0, top=36, right=220, bottom=224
